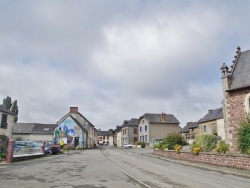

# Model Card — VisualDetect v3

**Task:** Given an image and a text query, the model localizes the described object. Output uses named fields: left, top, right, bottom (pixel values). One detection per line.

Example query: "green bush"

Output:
left=164, top=133, right=183, bottom=150
left=237, top=115, right=250, bottom=154
left=141, top=142, right=146, bottom=148
left=215, top=140, right=230, bottom=154
left=195, top=134, right=217, bottom=152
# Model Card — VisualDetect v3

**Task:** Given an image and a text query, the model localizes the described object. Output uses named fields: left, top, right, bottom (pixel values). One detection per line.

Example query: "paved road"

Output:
left=0, top=147, right=250, bottom=188
left=100, top=147, right=250, bottom=188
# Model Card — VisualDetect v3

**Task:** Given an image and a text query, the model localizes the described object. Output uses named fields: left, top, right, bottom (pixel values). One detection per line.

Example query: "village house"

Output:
left=121, top=118, right=139, bottom=145
left=56, top=107, right=96, bottom=148
left=197, top=108, right=225, bottom=140
left=114, top=125, right=122, bottom=146
left=180, top=122, right=198, bottom=144
left=220, top=46, right=250, bottom=150
left=97, top=130, right=114, bottom=146
left=138, top=113, right=181, bottom=147
left=0, top=105, right=15, bottom=139
left=12, top=123, right=57, bottom=141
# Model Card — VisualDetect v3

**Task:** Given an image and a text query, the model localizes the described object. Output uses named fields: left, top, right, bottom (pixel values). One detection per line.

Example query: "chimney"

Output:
left=70, top=107, right=78, bottom=114
left=208, top=110, right=213, bottom=113
left=98, top=129, right=101, bottom=131
left=161, top=113, right=166, bottom=122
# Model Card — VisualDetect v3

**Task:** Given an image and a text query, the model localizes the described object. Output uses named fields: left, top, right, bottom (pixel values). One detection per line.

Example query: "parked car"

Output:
left=123, top=143, right=133, bottom=149
left=44, top=141, right=60, bottom=155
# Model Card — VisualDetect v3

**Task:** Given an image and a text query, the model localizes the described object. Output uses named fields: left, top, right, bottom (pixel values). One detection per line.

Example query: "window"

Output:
left=134, top=128, right=137, bottom=134
left=145, top=125, right=147, bottom=132
left=103, top=136, right=105, bottom=140
left=204, top=126, right=207, bottom=133
left=140, top=127, right=142, bottom=132
left=107, top=136, right=109, bottom=140
left=145, top=135, right=147, bottom=142
left=134, top=137, right=138, bottom=142
left=140, top=136, right=142, bottom=141
left=1, top=114, right=7, bottom=128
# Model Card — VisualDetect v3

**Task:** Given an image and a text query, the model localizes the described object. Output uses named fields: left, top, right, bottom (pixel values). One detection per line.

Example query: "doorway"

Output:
left=74, top=137, right=79, bottom=147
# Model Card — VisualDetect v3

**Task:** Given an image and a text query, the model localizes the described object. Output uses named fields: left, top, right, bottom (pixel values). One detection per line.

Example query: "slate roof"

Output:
left=116, top=126, right=122, bottom=132
left=198, top=108, right=223, bottom=124
left=13, top=123, right=57, bottom=135
left=180, top=122, right=198, bottom=133
left=228, top=50, right=250, bottom=91
left=139, top=113, right=180, bottom=124
left=125, top=118, right=139, bottom=126
left=97, top=131, right=114, bottom=137
left=0, top=104, right=15, bottom=115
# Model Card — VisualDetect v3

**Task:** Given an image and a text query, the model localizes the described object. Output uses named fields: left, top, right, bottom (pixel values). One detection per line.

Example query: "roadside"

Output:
left=144, top=152, right=250, bottom=179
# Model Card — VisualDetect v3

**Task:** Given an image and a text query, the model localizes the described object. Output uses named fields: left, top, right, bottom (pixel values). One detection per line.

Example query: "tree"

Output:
left=2, top=96, right=19, bottom=122
left=3, top=96, right=12, bottom=110
left=11, top=100, right=19, bottom=122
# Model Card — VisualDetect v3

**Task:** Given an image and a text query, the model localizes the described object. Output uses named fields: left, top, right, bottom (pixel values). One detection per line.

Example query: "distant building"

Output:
left=180, top=122, right=198, bottom=144
left=97, top=130, right=114, bottom=145
left=197, top=108, right=225, bottom=140
left=56, top=107, right=96, bottom=148
left=121, top=118, right=138, bottom=145
left=12, top=123, right=57, bottom=141
left=138, top=113, right=181, bottom=147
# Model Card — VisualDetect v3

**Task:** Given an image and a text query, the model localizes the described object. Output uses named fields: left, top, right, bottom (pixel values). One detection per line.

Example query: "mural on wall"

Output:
left=54, top=117, right=83, bottom=147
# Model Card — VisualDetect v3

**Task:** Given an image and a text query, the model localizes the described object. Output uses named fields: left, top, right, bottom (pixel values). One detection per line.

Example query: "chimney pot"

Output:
left=70, top=107, right=78, bottom=114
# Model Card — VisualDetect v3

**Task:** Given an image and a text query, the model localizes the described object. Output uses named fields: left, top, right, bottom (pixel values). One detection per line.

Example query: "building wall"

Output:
left=55, top=116, right=86, bottom=148
left=0, top=112, right=14, bottom=138
left=138, top=118, right=150, bottom=144
left=149, top=124, right=181, bottom=147
left=223, top=88, right=250, bottom=150
left=117, top=132, right=122, bottom=147
left=122, top=126, right=138, bottom=144
left=12, top=134, right=53, bottom=141
left=197, top=121, right=216, bottom=135
left=217, top=118, right=225, bottom=140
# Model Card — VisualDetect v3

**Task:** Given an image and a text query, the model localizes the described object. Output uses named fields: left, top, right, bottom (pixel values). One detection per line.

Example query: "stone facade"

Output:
left=223, top=88, right=250, bottom=150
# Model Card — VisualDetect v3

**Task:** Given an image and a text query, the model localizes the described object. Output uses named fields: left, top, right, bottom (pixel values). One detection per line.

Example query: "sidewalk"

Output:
left=144, top=153, right=250, bottom=179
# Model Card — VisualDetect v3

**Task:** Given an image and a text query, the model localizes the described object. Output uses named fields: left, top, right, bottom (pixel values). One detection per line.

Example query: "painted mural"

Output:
left=54, top=117, right=84, bottom=147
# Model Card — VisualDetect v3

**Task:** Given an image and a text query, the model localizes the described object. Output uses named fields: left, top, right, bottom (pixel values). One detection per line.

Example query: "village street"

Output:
left=0, top=147, right=250, bottom=188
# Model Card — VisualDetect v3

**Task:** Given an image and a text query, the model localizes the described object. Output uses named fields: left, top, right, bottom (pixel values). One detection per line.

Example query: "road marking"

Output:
left=100, top=150, right=151, bottom=188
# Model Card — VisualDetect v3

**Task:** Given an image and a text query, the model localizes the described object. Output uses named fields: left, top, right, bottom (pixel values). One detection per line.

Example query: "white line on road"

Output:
left=99, top=150, right=151, bottom=188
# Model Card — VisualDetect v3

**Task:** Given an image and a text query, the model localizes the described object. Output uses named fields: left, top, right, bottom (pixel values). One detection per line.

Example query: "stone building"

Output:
left=221, top=46, right=250, bottom=150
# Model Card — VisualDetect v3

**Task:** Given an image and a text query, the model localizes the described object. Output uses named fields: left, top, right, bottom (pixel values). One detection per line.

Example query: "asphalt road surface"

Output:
left=0, top=147, right=250, bottom=188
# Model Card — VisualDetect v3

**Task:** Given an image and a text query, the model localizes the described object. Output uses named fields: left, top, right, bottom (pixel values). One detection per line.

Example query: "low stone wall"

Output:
left=154, top=149, right=250, bottom=170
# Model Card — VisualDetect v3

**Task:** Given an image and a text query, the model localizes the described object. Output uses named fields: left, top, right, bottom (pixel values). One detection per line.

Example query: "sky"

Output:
left=1, top=0, right=250, bottom=130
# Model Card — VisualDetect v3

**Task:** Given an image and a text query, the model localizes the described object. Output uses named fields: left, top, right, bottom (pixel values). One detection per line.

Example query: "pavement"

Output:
left=144, top=152, right=250, bottom=179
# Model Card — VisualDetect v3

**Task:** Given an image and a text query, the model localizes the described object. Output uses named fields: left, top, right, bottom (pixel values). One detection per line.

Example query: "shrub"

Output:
left=215, top=140, right=229, bottom=154
left=191, top=141, right=202, bottom=154
left=237, top=115, right=250, bottom=154
left=153, top=142, right=168, bottom=150
left=174, top=145, right=183, bottom=153
left=195, top=134, right=217, bottom=152
left=164, top=133, right=183, bottom=150
left=141, top=142, right=146, bottom=148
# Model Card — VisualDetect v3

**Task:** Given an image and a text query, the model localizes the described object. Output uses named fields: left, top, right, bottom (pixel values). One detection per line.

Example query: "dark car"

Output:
left=45, top=141, right=60, bottom=155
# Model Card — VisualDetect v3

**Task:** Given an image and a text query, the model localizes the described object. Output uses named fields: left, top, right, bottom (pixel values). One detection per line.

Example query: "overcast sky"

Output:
left=1, top=0, right=250, bottom=130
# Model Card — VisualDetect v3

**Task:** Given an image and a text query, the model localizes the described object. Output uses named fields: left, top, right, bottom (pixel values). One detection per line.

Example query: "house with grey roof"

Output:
left=220, top=46, right=250, bottom=149
left=197, top=108, right=225, bottom=140
left=0, top=105, right=15, bottom=138
left=138, top=113, right=181, bottom=147
left=12, top=123, right=57, bottom=141
left=56, top=107, right=96, bottom=149
left=180, top=122, right=198, bottom=144
left=114, top=125, right=122, bottom=146
left=121, top=118, right=139, bottom=146
left=97, top=130, right=114, bottom=146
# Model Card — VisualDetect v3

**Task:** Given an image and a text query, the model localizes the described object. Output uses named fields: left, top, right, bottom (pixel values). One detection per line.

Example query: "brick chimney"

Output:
left=70, top=107, right=78, bottom=114
left=161, top=113, right=166, bottom=122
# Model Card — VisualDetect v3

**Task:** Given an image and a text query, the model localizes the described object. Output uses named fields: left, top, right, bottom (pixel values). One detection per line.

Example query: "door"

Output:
left=74, top=137, right=79, bottom=147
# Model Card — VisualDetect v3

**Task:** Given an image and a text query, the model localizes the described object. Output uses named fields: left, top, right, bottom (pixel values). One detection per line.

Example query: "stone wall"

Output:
left=154, top=149, right=250, bottom=170
left=225, top=88, right=250, bottom=150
